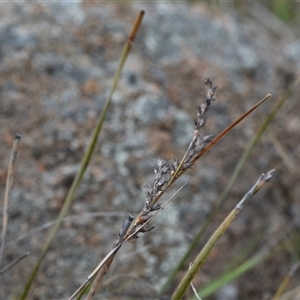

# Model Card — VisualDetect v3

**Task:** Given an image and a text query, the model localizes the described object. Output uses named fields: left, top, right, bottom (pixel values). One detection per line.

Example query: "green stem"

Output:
left=19, top=10, right=145, bottom=300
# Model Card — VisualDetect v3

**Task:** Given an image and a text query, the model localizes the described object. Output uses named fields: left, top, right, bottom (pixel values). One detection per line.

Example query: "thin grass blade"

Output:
left=196, top=247, right=275, bottom=299
left=272, top=262, right=300, bottom=300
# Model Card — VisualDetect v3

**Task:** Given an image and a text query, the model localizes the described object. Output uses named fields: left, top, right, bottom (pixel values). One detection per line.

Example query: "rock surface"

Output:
left=0, top=2, right=299, bottom=299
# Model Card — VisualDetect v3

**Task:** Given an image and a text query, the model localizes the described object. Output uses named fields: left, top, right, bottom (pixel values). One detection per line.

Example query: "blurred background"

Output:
left=0, top=1, right=300, bottom=299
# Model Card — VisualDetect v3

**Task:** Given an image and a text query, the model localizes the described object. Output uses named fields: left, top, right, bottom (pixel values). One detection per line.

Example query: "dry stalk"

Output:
left=0, top=134, right=21, bottom=268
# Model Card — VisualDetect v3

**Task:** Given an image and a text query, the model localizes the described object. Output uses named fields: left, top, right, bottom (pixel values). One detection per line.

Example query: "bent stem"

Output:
left=20, top=10, right=145, bottom=300
left=172, top=170, right=275, bottom=300
left=0, top=251, right=29, bottom=275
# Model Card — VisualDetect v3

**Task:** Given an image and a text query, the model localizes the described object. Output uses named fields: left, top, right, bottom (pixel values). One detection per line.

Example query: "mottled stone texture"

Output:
left=0, top=2, right=299, bottom=299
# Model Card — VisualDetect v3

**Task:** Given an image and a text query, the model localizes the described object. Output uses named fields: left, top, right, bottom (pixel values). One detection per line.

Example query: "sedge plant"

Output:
left=2, top=8, right=295, bottom=300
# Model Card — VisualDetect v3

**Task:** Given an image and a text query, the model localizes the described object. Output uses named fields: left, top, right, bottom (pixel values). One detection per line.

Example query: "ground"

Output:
left=0, top=2, right=300, bottom=300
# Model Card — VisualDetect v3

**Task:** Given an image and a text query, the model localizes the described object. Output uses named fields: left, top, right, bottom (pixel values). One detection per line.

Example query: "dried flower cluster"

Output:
left=121, top=78, right=217, bottom=242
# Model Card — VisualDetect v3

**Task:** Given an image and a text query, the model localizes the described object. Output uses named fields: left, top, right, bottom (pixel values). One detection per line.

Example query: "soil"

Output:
left=0, top=2, right=300, bottom=300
